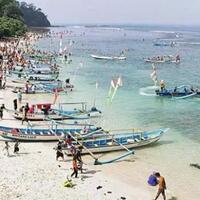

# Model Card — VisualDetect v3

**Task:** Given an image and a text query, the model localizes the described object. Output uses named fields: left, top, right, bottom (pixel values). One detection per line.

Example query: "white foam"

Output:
left=139, top=85, right=159, bottom=96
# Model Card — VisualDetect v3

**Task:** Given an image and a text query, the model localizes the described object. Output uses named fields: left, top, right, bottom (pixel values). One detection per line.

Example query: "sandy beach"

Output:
left=2, top=132, right=200, bottom=200
left=0, top=142, right=165, bottom=200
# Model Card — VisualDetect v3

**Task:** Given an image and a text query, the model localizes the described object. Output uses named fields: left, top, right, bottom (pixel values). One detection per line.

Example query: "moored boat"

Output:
left=65, top=128, right=169, bottom=155
left=8, top=103, right=90, bottom=121
left=0, top=126, right=103, bottom=142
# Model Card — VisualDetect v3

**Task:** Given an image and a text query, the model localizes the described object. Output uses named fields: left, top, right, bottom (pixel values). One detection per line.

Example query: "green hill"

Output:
left=20, top=2, right=51, bottom=27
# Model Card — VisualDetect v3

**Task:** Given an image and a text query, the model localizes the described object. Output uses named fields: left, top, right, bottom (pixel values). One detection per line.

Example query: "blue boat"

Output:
left=155, top=85, right=200, bottom=98
left=0, top=124, right=102, bottom=142
left=65, top=128, right=169, bottom=155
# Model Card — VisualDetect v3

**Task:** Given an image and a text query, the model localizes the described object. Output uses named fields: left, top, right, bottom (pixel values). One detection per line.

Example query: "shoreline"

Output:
left=1, top=27, right=200, bottom=200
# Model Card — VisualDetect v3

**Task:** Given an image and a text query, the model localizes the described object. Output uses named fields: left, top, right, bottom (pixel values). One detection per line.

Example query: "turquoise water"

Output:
left=36, top=25, right=200, bottom=143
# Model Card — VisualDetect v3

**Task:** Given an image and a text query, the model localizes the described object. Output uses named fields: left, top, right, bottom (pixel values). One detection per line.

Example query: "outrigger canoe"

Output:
left=8, top=103, right=89, bottom=121
left=65, top=128, right=169, bottom=155
left=155, top=85, right=200, bottom=98
left=0, top=126, right=103, bottom=142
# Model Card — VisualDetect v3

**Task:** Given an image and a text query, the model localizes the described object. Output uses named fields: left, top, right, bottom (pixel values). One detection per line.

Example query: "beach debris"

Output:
left=96, top=185, right=102, bottom=190
left=107, top=191, right=112, bottom=194
left=190, top=163, right=200, bottom=169
left=120, top=197, right=126, bottom=200
left=58, top=165, right=61, bottom=168
left=168, top=197, right=177, bottom=200
left=64, top=178, right=76, bottom=188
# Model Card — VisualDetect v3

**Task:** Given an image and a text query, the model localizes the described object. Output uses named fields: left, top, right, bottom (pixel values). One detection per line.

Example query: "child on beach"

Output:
left=71, top=157, right=78, bottom=178
left=3, top=141, right=10, bottom=156
left=76, top=146, right=83, bottom=173
left=154, top=172, right=167, bottom=200
left=13, top=99, right=18, bottom=111
left=21, top=103, right=29, bottom=125
left=56, top=141, right=64, bottom=161
left=17, top=90, right=22, bottom=104
left=0, top=104, right=5, bottom=119
left=14, top=141, right=19, bottom=153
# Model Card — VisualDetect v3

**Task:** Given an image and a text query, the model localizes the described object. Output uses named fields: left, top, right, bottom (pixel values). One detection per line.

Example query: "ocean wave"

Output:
left=84, top=25, right=123, bottom=31
left=150, top=30, right=176, bottom=34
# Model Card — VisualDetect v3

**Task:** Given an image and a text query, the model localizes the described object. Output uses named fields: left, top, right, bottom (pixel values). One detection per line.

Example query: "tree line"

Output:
left=0, top=0, right=51, bottom=38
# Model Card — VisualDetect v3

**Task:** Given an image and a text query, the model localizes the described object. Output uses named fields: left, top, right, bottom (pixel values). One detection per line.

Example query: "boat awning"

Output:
left=36, top=103, right=52, bottom=110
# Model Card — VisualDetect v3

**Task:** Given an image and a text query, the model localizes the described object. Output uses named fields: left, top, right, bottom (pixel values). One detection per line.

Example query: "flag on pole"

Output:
left=150, top=64, right=157, bottom=85
left=107, top=76, right=123, bottom=103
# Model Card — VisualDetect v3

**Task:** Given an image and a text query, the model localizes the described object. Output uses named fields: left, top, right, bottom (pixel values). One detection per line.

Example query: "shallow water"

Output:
left=28, top=24, right=200, bottom=199
left=36, top=25, right=200, bottom=142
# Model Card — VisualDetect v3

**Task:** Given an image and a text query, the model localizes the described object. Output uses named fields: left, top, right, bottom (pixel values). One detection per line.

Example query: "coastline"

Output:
left=1, top=26, right=200, bottom=200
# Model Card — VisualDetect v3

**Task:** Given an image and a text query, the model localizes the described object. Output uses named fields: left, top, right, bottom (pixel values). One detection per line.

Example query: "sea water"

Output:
left=36, top=25, right=200, bottom=199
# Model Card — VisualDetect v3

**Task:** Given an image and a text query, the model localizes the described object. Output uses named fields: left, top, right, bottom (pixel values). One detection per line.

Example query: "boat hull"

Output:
left=12, top=112, right=72, bottom=121
left=91, top=54, right=126, bottom=60
left=65, top=128, right=169, bottom=155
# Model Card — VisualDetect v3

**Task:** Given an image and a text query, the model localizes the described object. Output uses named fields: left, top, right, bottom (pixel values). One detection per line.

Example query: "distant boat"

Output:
left=153, top=40, right=176, bottom=47
left=144, top=55, right=180, bottom=64
left=91, top=54, right=126, bottom=60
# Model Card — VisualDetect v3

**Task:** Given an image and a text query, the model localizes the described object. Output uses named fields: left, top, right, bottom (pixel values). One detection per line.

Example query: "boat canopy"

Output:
left=35, top=103, right=52, bottom=110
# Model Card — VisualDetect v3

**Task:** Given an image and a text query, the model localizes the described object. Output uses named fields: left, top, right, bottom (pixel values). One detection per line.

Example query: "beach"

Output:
left=1, top=132, right=200, bottom=200
left=1, top=25, right=200, bottom=200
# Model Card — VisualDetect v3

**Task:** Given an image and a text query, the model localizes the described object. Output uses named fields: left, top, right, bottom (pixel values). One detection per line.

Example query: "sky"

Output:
left=19, top=0, right=200, bottom=25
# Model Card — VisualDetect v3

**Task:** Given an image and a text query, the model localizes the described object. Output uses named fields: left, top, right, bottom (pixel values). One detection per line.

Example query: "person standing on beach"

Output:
left=17, top=89, right=22, bottom=104
left=0, top=104, right=5, bottom=119
left=56, top=141, right=64, bottom=161
left=154, top=172, right=166, bottom=200
left=71, top=156, right=78, bottom=178
left=76, top=146, right=83, bottom=173
left=22, top=103, right=29, bottom=125
left=14, top=141, right=19, bottom=153
left=3, top=142, right=10, bottom=156
left=13, top=99, right=18, bottom=111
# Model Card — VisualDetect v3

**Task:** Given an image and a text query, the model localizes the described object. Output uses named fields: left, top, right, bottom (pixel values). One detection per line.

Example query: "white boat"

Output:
left=91, top=54, right=126, bottom=60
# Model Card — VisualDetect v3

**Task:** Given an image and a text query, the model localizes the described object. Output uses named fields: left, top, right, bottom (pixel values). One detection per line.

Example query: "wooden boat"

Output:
left=52, top=102, right=102, bottom=118
left=12, top=86, right=67, bottom=94
left=9, top=103, right=89, bottom=121
left=144, top=55, right=180, bottom=64
left=12, top=81, right=73, bottom=94
left=0, top=126, right=103, bottom=142
left=12, top=68, right=59, bottom=76
left=11, top=74, right=58, bottom=83
left=91, top=54, right=126, bottom=60
left=65, top=128, right=169, bottom=155
left=155, top=85, right=200, bottom=98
